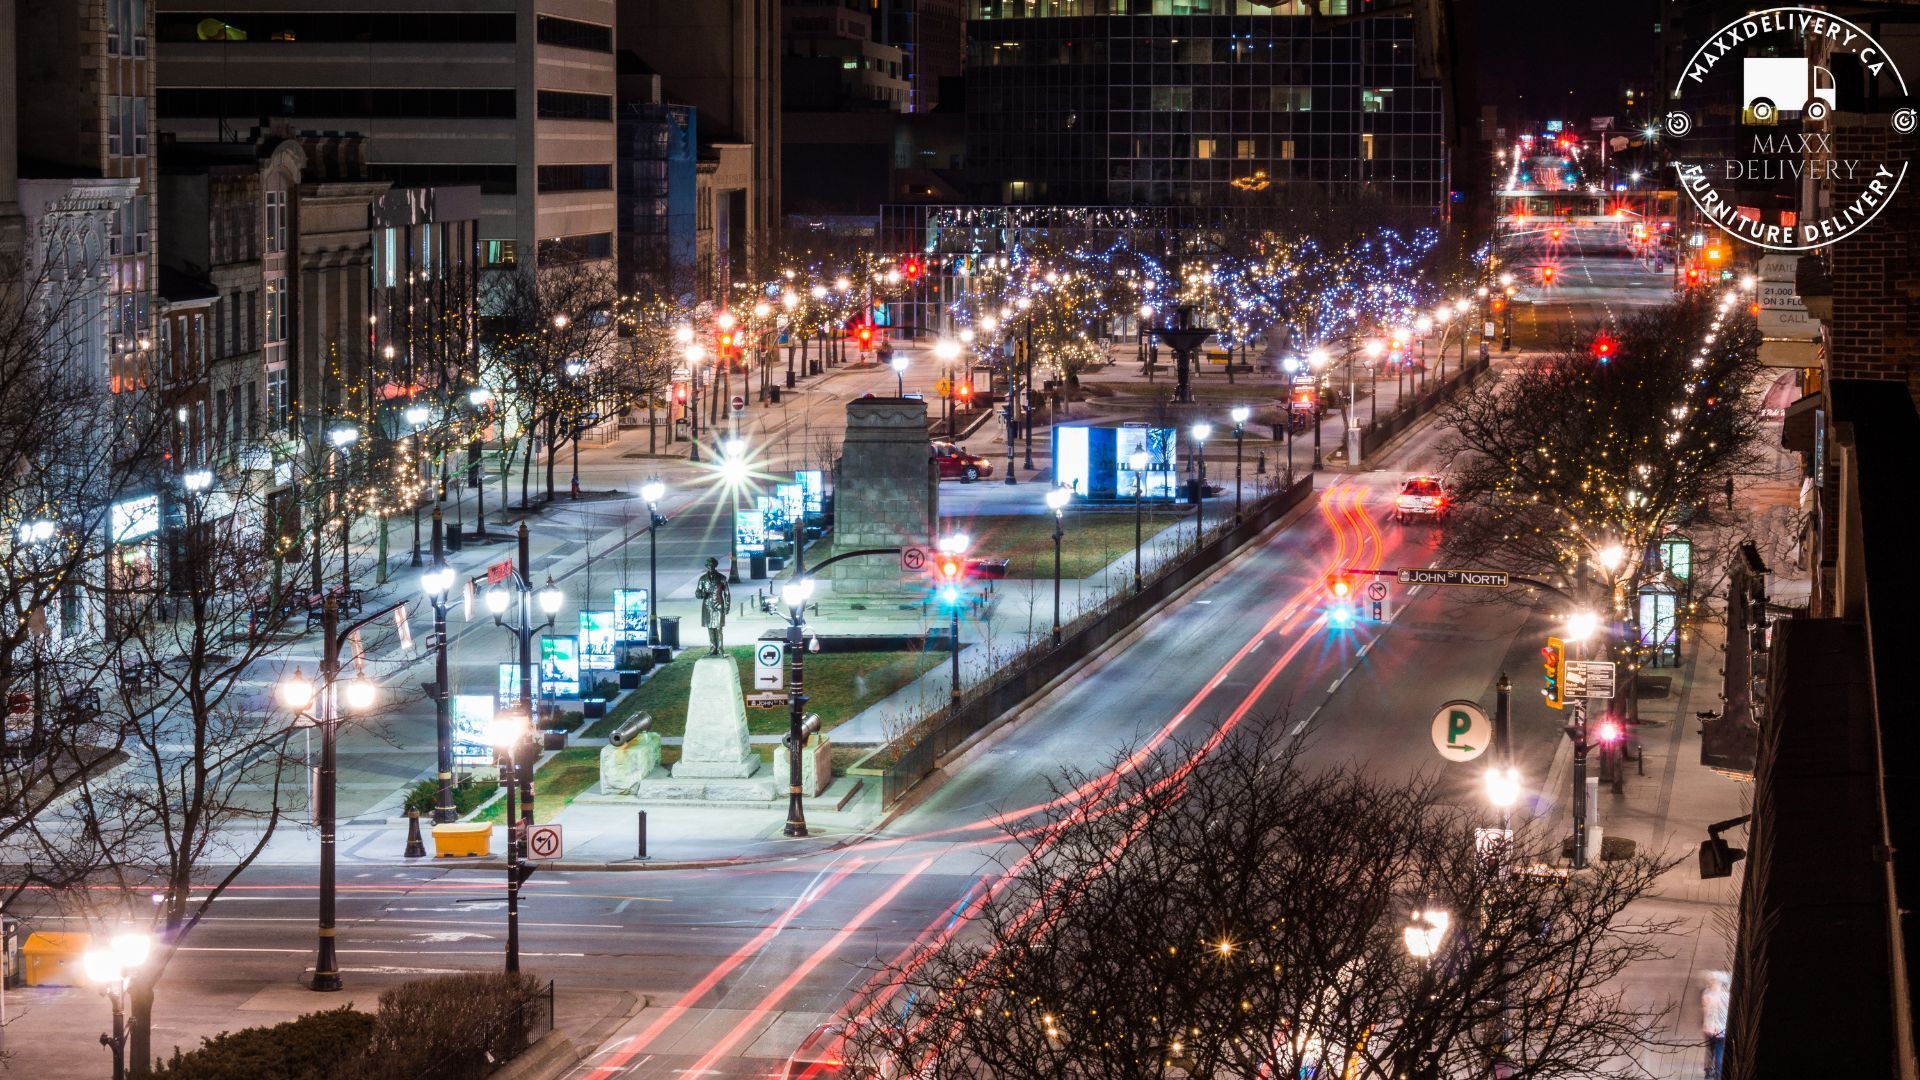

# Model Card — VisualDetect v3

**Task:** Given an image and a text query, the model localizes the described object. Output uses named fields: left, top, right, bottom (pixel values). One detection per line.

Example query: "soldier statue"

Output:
left=693, top=557, right=731, bottom=656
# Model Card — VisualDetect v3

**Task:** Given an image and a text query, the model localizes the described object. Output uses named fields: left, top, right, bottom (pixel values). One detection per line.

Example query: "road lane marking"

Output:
left=1288, top=719, right=1308, bottom=737
left=1327, top=678, right=1342, bottom=694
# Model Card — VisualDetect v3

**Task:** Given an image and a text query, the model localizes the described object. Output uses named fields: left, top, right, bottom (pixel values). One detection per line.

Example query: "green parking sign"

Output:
left=1430, top=700, right=1492, bottom=763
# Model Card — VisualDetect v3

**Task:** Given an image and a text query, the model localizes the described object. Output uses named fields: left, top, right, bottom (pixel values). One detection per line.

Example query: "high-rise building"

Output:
left=619, top=0, right=780, bottom=266
left=784, top=2, right=911, bottom=113
left=877, top=0, right=966, bottom=113
left=962, top=0, right=1446, bottom=208
left=152, top=2, right=617, bottom=274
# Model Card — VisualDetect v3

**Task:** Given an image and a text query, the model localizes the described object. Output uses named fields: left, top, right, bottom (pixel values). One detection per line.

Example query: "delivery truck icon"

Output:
left=1743, top=57, right=1837, bottom=124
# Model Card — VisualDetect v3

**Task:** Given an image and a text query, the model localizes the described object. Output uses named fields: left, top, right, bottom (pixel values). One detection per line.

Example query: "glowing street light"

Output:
left=1403, top=908, right=1451, bottom=960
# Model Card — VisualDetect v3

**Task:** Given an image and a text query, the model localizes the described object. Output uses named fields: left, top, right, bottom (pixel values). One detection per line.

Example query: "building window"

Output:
left=1362, top=89, right=1385, bottom=113
left=536, top=164, right=613, bottom=193
left=535, top=15, right=611, bottom=52
left=1194, top=138, right=1217, bottom=160
left=156, top=11, right=514, bottom=44
left=108, top=0, right=147, bottom=56
left=1276, top=87, right=1312, bottom=112
left=1236, top=139, right=1256, bottom=160
left=266, top=368, right=287, bottom=431
left=365, top=162, right=517, bottom=195
left=536, top=232, right=613, bottom=262
left=264, top=190, right=287, bottom=253
left=158, top=86, right=515, bottom=120
left=481, top=240, right=517, bottom=268
left=1150, top=87, right=1192, bottom=112
left=1279, top=139, right=1296, bottom=160
left=536, top=91, right=613, bottom=122
left=381, top=228, right=398, bottom=288
left=264, top=278, right=286, bottom=343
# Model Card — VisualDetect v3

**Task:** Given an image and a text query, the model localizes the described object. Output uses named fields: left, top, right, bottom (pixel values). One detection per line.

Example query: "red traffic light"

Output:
left=903, top=257, right=923, bottom=282
left=958, top=383, right=973, bottom=400
left=1591, top=335, right=1617, bottom=361
left=673, top=384, right=688, bottom=403
left=1686, top=267, right=1701, bottom=286
left=1550, top=228, right=1562, bottom=242
left=1328, top=575, right=1351, bottom=599
left=938, top=558, right=961, bottom=581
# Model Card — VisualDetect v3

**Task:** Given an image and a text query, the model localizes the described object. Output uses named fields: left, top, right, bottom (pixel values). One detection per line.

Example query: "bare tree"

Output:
left=483, top=260, right=619, bottom=507
left=842, top=723, right=1683, bottom=1079
left=11, top=465, right=390, bottom=1075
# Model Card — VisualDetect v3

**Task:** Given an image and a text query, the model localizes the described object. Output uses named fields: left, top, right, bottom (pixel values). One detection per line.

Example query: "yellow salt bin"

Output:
left=22, top=931, right=92, bottom=986
left=431, top=822, right=494, bottom=858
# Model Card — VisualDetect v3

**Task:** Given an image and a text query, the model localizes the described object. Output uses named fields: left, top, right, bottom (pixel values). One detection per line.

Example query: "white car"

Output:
left=1393, top=474, right=1450, bottom=524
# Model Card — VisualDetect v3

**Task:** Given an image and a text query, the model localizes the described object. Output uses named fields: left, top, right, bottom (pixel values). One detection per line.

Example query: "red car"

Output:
left=931, top=441, right=993, bottom=481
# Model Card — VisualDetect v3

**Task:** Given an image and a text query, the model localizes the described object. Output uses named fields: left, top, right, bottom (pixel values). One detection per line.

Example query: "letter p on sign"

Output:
left=1430, top=700, right=1491, bottom=763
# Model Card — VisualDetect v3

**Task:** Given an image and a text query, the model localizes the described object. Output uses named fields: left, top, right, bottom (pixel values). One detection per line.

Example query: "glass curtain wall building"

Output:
left=964, top=0, right=1444, bottom=208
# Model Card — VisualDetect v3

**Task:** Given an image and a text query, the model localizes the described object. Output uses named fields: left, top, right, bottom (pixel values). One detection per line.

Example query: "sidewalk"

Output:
left=1533, top=622, right=1747, bottom=1077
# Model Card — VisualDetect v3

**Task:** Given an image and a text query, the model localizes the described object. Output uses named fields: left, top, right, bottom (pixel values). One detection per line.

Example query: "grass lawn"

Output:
left=466, top=747, right=605, bottom=824
left=580, top=646, right=945, bottom=741
left=951, top=511, right=1194, bottom=579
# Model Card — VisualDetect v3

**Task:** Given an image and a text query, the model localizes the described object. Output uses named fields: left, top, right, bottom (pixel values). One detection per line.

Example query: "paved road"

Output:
left=2, top=232, right=1690, bottom=1077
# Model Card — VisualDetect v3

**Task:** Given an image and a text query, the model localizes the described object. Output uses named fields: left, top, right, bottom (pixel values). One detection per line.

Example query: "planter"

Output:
left=541, top=730, right=568, bottom=751
left=581, top=697, right=608, bottom=719
left=618, top=670, right=642, bottom=690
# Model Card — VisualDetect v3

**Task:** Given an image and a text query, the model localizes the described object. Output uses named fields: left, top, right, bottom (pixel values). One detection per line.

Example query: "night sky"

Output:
left=1476, top=0, right=1661, bottom=124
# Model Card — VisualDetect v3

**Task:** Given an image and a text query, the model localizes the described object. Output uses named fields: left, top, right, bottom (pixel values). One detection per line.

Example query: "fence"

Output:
left=1359, top=353, right=1491, bottom=460
left=879, top=473, right=1315, bottom=807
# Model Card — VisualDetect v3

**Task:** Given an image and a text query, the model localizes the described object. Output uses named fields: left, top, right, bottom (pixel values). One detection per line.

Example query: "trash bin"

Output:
left=767, top=555, right=786, bottom=573
left=22, top=931, right=91, bottom=986
left=769, top=386, right=782, bottom=404
left=749, top=552, right=767, bottom=579
left=446, top=526, right=465, bottom=553
left=658, top=615, right=681, bottom=649
left=432, top=822, right=494, bottom=858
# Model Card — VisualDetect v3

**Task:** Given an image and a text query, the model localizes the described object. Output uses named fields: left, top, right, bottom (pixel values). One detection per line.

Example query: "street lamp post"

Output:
left=1564, top=610, right=1601, bottom=870
left=891, top=351, right=909, bottom=396
left=1229, top=406, right=1249, bottom=522
left=83, top=933, right=150, bottom=1080
left=405, top=403, right=430, bottom=566
left=684, top=338, right=705, bottom=462
left=1308, top=348, right=1329, bottom=470
left=1046, top=486, right=1070, bottom=644
left=276, top=596, right=379, bottom=992
left=565, top=360, right=586, bottom=500
left=485, top=707, right=533, bottom=973
left=486, top=524, right=564, bottom=840
left=781, top=578, right=819, bottom=837
left=722, top=437, right=747, bottom=584
left=937, top=534, right=969, bottom=703
left=421, top=510, right=457, bottom=823
left=1128, top=449, right=1148, bottom=592
left=642, top=478, right=666, bottom=648
left=1190, top=422, right=1212, bottom=551
left=467, top=388, right=493, bottom=539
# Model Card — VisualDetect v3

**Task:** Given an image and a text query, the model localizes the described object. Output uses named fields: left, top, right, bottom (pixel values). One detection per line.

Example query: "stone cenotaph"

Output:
left=826, top=397, right=938, bottom=603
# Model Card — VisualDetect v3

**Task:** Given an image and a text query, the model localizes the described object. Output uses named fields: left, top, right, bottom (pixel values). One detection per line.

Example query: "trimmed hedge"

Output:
left=151, top=1007, right=373, bottom=1080
left=150, top=973, right=545, bottom=1080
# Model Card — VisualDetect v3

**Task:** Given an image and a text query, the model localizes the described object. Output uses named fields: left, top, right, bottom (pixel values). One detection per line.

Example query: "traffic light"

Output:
left=903, top=257, right=923, bottom=282
left=673, top=383, right=688, bottom=405
left=857, top=325, right=874, bottom=351
left=1326, top=575, right=1354, bottom=629
left=1541, top=266, right=1555, bottom=286
left=513, top=858, right=536, bottom=886
left=1591, top=335, right=1617, bottom=362
left=718, top=331, right=736, bottom=356
left=1490, top=296, right=1506, bottom=314
left=958, top=383, right=973, bottom=406
left=936, top=553, right=964, bottom=605
left=1541, top=636, right=1566, bottom=710
left=1550, top=227, right=1562, bottom=242
left=1686, top=266, right=1701, bottom=288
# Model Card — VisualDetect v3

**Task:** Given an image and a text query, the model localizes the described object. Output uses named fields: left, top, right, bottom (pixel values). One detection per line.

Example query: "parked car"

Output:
left=1393, top=473, right=1450, bottom=524
left=931, top=441, right=993, bottom=481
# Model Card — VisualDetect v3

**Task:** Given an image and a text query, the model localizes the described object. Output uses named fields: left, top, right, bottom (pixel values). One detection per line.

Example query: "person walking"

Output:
left=1701, top=970, right=1731, bottom=1078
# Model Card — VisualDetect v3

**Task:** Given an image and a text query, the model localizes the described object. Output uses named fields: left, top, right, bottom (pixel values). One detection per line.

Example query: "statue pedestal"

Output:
left=673, top=656, right=760, bottom=779
left=598, top=733, right=662, bottom=796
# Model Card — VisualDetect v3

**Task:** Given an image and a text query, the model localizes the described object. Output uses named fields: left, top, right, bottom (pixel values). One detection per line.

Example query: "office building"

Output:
left=619, top=0, right=780, bottom=269
left=153, top=2, right=617, bottom=274
left=962, top=0, right=1445, bottom=208
left=876, top=0, right=966, bottom=114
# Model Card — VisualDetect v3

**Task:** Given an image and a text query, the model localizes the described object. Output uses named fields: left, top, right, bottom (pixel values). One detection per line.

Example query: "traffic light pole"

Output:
left=784, top=605, right=810, bottom=838
left=1571, top=697, right=1590, bottom=870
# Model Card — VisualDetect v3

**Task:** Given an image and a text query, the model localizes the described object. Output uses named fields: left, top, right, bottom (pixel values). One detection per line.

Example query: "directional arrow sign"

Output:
left=1431, top=700, right=1492, bottom=763
left=1398, top=568, right=1510, bottom=589
left=900, top=546, right=927, bottom=573
left=527, top=823, right=563, bottom=860
left=755, top=642, right=784, bottom=690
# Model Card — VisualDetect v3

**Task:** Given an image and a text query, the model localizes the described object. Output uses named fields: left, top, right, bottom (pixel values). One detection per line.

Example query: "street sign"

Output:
left=1475, top=827, right=1514, bottom=863
left=900, top=546, right=927, bottom=573
left=936, top=377, right=952, bottom=398
left=1564, top=660, right=1618, bottom=699
left=755, top=642, right=784, bottom=690
left=527, top=823, right=563, bottom=860
left=1431, top=700, right=1492, bottom=763
left=486, top=559, right=514, bottom=585
left=1397, top=568, right=1510, bottom=589
left=1366, top=581, right=1388, bottom=602
left=730, top=395, right=746, bottom=417
left=746, top=692, right=785, bottom=709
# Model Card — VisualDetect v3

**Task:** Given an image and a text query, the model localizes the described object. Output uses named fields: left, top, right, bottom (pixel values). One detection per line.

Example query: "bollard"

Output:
left=637, top=810, right=648, bottom=860
left=1255, top=452, right=1266, bottom=475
